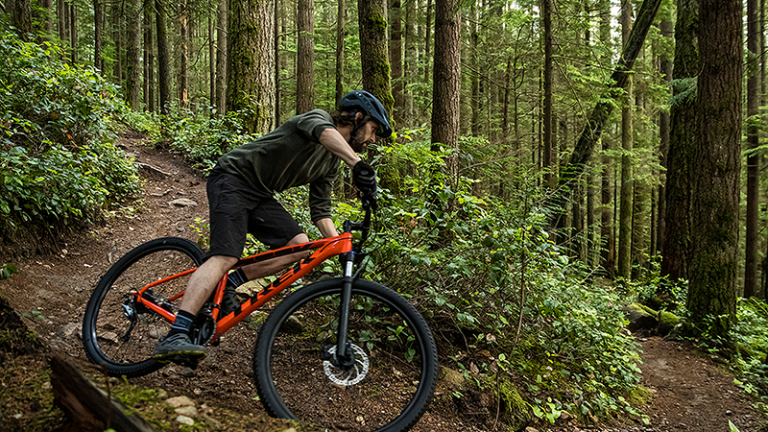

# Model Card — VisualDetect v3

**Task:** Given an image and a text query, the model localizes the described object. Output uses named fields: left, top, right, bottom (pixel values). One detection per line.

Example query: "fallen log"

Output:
left=50, top=355, right=156, bottom=432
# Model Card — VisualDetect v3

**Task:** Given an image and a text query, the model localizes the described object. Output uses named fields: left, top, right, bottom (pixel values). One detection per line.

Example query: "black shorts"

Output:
left=205, top=170, right=303, bottom=258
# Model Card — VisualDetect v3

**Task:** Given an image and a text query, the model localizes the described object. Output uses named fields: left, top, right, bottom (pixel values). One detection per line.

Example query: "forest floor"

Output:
left=0, top=136, right=765, bottom=432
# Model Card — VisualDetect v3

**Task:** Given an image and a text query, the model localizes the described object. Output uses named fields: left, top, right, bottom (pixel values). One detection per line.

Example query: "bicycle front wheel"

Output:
left=82, top=237, right=203, bottom=377
left=254, top=278, right=438, bottom=432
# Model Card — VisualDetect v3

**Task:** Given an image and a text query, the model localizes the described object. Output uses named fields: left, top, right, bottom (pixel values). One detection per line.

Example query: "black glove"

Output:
left=352, top=161, right=377, bottom=195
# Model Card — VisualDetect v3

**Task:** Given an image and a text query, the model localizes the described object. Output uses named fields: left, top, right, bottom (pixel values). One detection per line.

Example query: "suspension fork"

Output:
left=335, top=251, right=356, bottom=365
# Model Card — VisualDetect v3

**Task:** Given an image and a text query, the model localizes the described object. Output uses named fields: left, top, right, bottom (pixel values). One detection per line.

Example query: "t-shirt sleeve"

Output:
left=297, top=109, right=336, bottom=142
left=308, top=166, right=338, bottom=223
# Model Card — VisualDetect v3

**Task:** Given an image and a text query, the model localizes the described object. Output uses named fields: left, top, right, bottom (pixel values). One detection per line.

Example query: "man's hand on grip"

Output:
left=353, top=161, right=377, bottom=195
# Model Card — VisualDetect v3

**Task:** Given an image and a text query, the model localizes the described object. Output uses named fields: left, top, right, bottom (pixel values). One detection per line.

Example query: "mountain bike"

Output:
left=81, top=197, right=438, bottom=432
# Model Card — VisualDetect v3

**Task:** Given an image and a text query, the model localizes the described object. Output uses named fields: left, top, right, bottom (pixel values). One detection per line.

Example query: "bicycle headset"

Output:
left=340, top=90, right=393, bottom=138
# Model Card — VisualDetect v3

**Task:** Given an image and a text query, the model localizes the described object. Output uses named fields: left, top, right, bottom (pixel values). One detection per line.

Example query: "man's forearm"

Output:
left=318, top=128, right=360, bottom=167
left=315, top=218, right=338, bottom=238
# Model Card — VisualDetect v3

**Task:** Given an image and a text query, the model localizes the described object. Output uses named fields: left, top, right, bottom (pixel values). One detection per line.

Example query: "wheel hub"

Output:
left=322, top=343, right=369, bottom=386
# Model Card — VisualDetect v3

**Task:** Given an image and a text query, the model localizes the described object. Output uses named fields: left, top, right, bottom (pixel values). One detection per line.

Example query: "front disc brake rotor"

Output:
left=323, top=343, right=369, bottom=386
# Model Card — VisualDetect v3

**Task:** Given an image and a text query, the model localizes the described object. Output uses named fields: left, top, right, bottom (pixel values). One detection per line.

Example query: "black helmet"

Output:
left=340, top=90, right=393, bottom=137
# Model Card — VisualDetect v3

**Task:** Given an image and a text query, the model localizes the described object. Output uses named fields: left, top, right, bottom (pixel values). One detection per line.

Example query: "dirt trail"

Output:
left=0, top=138, right=764, bottom=432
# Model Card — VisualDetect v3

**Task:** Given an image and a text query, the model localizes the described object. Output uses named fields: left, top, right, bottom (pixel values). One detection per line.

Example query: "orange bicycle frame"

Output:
left=133, top=232, right=354, bottom=342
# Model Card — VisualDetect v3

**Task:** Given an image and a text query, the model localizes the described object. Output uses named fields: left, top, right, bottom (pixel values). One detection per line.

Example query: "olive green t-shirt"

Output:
left=214, top=109, right=340, bottom=223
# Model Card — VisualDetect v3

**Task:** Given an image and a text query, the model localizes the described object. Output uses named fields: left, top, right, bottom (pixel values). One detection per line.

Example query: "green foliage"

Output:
left=350, top=129, right=646, bottom=422
left=0, top=30, right=140, bottom=230
left=124, top=103, right=258, bottom=172
left=727, top=298, right=768, bottom=414
left=1, top=263, right=18, bottom=279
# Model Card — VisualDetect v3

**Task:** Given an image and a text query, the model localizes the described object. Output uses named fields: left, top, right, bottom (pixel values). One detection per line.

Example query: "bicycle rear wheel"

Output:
left=254, top=278, right=438, bottom=432
left=82, top=237, right=203, bottom=377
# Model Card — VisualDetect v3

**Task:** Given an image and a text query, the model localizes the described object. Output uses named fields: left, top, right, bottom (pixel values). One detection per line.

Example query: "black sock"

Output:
left=168, top=310, right=196, bottom=336
left=228, top=268, right=249, bottom=287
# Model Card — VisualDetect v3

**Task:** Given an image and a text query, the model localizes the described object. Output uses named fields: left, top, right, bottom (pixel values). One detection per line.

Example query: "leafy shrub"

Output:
left=124, top=102, right=258, bottom=172
left=0, top=29, right=139, bottom=229
left=729, top=298, right=768, bottom=413
left=334, top=130, right=645, bottom=422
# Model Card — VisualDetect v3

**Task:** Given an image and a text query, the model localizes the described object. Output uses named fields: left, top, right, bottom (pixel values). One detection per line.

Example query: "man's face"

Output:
left=349, top=118, right=380, bottom=153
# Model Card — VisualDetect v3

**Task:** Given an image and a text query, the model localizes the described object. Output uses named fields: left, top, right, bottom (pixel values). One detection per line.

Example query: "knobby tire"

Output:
left=82, top=237, right=203, bottom=377
left=253, top=278, right=438, bottom=432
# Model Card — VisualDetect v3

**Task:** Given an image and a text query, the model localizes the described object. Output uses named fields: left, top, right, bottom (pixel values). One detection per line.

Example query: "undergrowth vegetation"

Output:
left=0, top=30, right=140, bottom=233
left=135, top=105, right=648, bottom=424
left=124, top=102, right=258, bottom=171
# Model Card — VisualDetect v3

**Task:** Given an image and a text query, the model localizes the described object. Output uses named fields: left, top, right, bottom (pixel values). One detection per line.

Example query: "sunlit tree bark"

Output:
left=228, top=0, right=275, bottom=133
left=296, top=0, right=314, bottom=114
left=687, top=0, right=742, bottom=338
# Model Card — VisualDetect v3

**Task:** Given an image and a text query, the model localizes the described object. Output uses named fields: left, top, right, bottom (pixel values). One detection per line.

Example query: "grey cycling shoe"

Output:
left=152, top=333, right=206, bottom=365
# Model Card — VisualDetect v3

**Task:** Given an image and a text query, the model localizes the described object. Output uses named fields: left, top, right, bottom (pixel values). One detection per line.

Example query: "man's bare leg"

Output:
left=238, top=233, right=311, bottom=281
left=178, top=255, right=238, bottom=315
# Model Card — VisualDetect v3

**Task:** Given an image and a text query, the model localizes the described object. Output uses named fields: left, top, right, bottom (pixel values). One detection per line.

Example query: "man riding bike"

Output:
left=152, top=90, right=392, bottom=364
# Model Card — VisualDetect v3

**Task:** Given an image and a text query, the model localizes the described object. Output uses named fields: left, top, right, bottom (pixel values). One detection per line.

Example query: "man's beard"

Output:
left=349, top=129, right=368, bottom=152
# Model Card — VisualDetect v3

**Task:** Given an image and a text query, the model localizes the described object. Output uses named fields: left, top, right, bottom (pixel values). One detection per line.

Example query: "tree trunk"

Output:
left=113, top=1, right=122, bottom=84
left=227, top=0, right=275, bottom=133
left=547, top=0, right=661, bottom=235
left=143, top=11, right=148, bottom=109
left=502, top=56, right=511, bottom=146
left=178, top=0, right=189, bottom=106
left=13, top=0, right=33, bottom=40
left=335, top=0, right=346, bottom=107
left=94, top=0, right=103, bottom=72
left=215, top=0, right=228, bottom=114
left=585, top=0, right=595, bottom=265
left=542, top=0, right=554, bottom=190
left=404, top=0, right=416, bottom=123
left=358, top=0, right=395, bottom=123
left=274, top=0, right=280, bottom=121
left=423, top=0, right=432, bottom=85
left=430, top=0, right=460, bottom=179
left=39, top=0, right=52, bottom=37
left=209, top=6, right=215, bottom=108
left=278, top=0, right=288, bottom=120
left=618, top=0, right=633, bottom=280
left=661, top=0, right=697, bottom=282
left=657, top=7, right=673, bottom=256
left=390, top=0, right=403, bottom=123
left=58, top=0, right=66, bottom=47
left=745, top=0, right=760, bottom=298
left=69, top=2, right=76, bottom=63
left=156, top=0, right=170, bottom=114
left=761, top=0, right=768, bottom=299
left=124, top=0, right=141, bottom=110
left=146, top=0, right=155, bottom=113
left=687, top=0, right=741, bottom=338
left=296, top=0, right=314, bottom=114
left=470, top=2, right=479, bottom=137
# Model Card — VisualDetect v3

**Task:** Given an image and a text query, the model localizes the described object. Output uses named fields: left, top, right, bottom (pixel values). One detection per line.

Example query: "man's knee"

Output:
left=204, top=255, right=239, bottom=273
left=286, top=233, right=309, bottom=246
left=285, top=234, right=311, bottom=260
